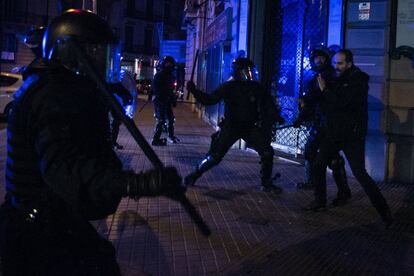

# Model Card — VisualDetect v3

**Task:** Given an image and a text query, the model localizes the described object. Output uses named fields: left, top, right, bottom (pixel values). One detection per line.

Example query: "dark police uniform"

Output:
left=185, top=80, right=283, bottom=192
left=295, top=66, right=351, bottom=203
left=152, top=66, right=178, bottom=145
left=0, top=10, right=182, bottom=275
left=0, top=68, right=124, bottom=275
left=311, top=65, right=392, bottom=224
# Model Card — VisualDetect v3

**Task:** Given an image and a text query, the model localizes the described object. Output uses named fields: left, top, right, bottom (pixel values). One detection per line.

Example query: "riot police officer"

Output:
left=294, top=47, right=351, bottom=206
left=0, top=10, right=183, bottom=275
left=308, top=49, right=392, bottom=227
left=21, top=26, right=48, bottom=80
left=151, top=56, right=180, bottom=146
left=185, top=58, right=284, bottom=193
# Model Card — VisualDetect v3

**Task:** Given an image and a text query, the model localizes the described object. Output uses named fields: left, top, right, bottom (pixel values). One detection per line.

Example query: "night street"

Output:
left=1, top=0, right=414, bottom=275
left=1, top=101, right=412, bottom=275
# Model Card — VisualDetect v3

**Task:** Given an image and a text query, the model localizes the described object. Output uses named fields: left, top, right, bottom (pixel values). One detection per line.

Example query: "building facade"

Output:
left=183, top=0, right=414, bottom=184
left=107, top=0, right=186, bottom=79
left=183, top=0, right=249, bottom=126
left=0, top=0, right=186, bottom=81
left=0, top=0, right=60, bottom=73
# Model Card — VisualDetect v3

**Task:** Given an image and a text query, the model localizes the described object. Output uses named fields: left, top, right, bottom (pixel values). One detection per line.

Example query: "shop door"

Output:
left=271, top=0, right=329, bottom=155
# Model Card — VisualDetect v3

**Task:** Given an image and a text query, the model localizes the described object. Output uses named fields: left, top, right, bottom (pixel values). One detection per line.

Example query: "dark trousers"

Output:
left=207, top=125, right=274, bottom=185
left=153, top=102, right=175, bottom=139
left=111, top=117, right=121, bottom=145
left=312, top=138, right=390, bottom=216
left=305, top=128, right=350, bottom=196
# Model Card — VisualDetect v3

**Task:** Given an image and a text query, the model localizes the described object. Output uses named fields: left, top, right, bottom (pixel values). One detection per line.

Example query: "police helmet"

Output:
left=24, top=26, right=46, bottom=57
left=42, top=9, right=121, bottom=83
left=309, top=46, right=330, bottom=72
left=328, top=44, right=341, bottom=58
left=230, top=58, right=259, bottom=81
left=159, top=56, right=176, bottom=71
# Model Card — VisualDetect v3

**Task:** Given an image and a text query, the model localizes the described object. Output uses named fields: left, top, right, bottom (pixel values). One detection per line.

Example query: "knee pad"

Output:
left=197, top=154, right=221, bottom=173
left=208, top=153, right=223, bottom=164
left=329, top=155, right=345, bottom=170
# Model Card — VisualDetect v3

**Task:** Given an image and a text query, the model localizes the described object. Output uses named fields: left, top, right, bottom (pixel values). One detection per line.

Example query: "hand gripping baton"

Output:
left=66, top=37, right=211, bottom=237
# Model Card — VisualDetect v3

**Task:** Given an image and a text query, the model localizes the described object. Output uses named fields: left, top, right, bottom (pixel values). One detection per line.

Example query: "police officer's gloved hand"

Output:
left=126, top=167, right=185, bottom=200
left=109, top=83, right=133, bottom=105
left=293, top=118, right=301, bottom=128
left=186, top=81, right=196, bottom=93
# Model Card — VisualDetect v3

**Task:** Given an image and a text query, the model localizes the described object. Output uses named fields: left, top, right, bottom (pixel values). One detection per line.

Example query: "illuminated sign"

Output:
left=204, top=8, right=232, bottom=48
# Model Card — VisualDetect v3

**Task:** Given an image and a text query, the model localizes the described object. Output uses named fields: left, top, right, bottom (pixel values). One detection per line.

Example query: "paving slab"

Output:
left=0, top=100, right=413, bottom=275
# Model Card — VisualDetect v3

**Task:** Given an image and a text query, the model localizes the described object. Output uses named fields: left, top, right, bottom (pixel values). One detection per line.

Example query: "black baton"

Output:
left=186, top=49, right=199, bottom=100
left=66, top=37, right=211, bottom=237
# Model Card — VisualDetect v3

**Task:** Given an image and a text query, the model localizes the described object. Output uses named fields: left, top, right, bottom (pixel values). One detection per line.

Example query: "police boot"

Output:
left=167, top=136, right=180, bottom=144
left=260, top=151, right=282, bottom=194
left=152, top=120, right=166, bottom=146
left=331, top=156, right=352, bottom=206
left=261, top=182, right=283, bottom=194
left=380, top=208, right=394, bottom=228
left=296, top=181, right=314, bottom=190
left=167, top=122, right=180, bottom=143
left=112, top=142, right=124, bottom=150
left=303, top=200, right=327, bottom=212
left=184, top=155, right=219, bottom=186
left=152, top=137, right=167, bottom=146
left=296, top=160, right=314, bottom=189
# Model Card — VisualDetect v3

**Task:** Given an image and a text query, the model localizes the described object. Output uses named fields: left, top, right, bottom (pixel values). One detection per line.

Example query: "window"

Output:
left=83, top=0, right=94, bottom=11
left=214, top=2, right=225, bottom=16
left=164, top=2, right=171, bottom=22
left=125, top=25, right=134, bottom=51
left=127, top=0, right=135, bottom=11
left=0, top=75, right=19, bottom=87
left=1, top=34, right=17, bottom=62
left=146, top=0, right=153, bottom=19
left=144, top=28, right=153, bottom=53
left=3, top=0, right=22, bottom=21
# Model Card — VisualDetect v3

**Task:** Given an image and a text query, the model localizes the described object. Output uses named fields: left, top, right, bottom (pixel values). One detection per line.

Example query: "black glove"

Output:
left=277, top=116, right=285, bottom=126
left=186, top=81, right=196, bottom=93
left=126, top=166, right=185, bottom=200
left=293, top=118, right=301, bottom=128
left=109, top=83, right=133, bottom=105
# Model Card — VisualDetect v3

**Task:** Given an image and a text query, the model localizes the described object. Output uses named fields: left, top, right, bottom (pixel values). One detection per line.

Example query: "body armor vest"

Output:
left=5, top=74, right=48, bottom=200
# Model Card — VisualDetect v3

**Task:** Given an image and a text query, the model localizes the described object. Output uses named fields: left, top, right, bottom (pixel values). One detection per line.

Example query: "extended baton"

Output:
left=186, top=49, right=199, bottom=100
left=66, top=37, right=211, bottom=237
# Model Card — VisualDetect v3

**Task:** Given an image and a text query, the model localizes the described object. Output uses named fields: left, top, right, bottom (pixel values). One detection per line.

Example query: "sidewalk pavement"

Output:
left=0, top=100, right=413, bottom=275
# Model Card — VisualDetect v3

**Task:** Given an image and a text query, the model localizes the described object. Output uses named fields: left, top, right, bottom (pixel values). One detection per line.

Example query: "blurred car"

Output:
left=0, top=72, right=23, bottom=119
left=136, top=79, right=152, bottom=95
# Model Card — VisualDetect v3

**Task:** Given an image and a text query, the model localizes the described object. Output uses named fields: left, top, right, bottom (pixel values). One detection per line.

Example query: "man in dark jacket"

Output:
left=294, top=48, right=351, bottom=206
left=308, top=49, right=392, bottom=226
left=185, top=58, right=284, bottom=193
left=151, top=56, right=180, bottom=146
left=0, top=10, right=183, bottom=275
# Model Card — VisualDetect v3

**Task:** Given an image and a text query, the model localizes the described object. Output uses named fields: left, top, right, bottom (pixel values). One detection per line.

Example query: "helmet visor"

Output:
left=83, top=43, right=122, bottom=83
left=105, top=43, right=122, bottom=83
left=238, top=66, right=259, bottom=81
